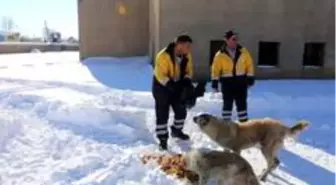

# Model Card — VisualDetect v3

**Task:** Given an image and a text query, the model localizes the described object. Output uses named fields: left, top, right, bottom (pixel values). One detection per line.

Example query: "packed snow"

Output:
left=0, top=51, right=334, bottom=185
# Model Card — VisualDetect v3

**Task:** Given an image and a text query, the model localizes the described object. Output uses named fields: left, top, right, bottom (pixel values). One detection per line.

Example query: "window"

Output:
left=257, top=41, right=280, bottom=67
left=303, top=42, right=325, bottom=67
left=209, top=40, right=225, bottom=66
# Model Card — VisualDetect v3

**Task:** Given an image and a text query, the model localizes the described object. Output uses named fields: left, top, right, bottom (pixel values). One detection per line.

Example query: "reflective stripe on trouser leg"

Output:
left=222, top=110, right=232, bottom=120
left=156, top=123, right=168, bottom=139
left=237, top=110, right=248, bottom=122
left=234, top=84, right=248, bottom=122
left=222, top=89, right=234, bottom=121
left=171, top=100, right=187, bottom=130
left=153, top=89, right=170, bottom=141
left=172, top=119, right=185, bottom=129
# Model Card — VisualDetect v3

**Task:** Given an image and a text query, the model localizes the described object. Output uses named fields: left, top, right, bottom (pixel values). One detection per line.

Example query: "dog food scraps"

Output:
left=141, top=153, right=199, bottom=183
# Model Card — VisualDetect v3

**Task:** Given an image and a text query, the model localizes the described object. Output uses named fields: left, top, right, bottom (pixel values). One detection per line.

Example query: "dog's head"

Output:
left=192, top=113, right=217, bottom=128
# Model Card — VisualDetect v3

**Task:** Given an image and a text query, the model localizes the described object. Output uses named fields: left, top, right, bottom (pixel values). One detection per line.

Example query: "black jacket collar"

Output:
left=220, top=42, right=242, bottom=54
left=220, top=43, right=243, bottom=63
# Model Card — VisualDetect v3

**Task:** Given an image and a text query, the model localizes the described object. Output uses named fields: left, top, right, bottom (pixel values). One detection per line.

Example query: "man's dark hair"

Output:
left=175, top=35, right=193, bottom=43
left=225, top=30, right=238, bottom=39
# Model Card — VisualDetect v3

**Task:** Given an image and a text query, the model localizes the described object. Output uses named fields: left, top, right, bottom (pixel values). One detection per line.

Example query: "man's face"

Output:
left=226, top=35, right=238, bottom=49
left=176, top=42, right=191, bottom=55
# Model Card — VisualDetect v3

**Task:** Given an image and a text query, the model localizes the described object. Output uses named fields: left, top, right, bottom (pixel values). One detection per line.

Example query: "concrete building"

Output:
left=0, top=31, right=20, bottom=42
left=77, top=0, right=149, bottom=59
left=77, top=0, right=335, bottom=79
left=0, top=34, right=5, bottom=42
left=0, top=31, right=10, bottom=42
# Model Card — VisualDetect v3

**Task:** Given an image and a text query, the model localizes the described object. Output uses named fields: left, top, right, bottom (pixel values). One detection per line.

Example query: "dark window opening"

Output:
left=209, top=40, right=225, bottom=66
left=303, top=42, right=325, bottom=67
left=258, top=41, right=280, bottom=66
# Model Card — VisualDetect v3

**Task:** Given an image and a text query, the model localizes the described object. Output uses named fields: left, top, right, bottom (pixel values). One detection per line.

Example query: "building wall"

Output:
left=150, top=0, right=335, bottom=80
left=0, top=35, right=4, bottom=42
left=78, top=0, right=149, bottom=60
left=0, top=43, right=79, bottom=54
left=79, top=0, right=334, bottom=79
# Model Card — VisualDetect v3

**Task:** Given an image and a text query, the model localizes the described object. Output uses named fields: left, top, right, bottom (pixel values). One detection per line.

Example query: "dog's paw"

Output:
left=260, top=174, right=268, bottom=182
left=259, top=170, right=269, bottom=181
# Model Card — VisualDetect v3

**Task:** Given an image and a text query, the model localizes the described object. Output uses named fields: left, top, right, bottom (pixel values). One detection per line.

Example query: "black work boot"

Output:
left=170, top=127, right=190, bottom=140
left=158, top=139, right=168, bottom=151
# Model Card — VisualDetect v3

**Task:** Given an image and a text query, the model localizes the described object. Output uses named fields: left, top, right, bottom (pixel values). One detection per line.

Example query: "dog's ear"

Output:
left=205, top=115, right=211, bottom=123
left=200, top=113, right=212, bottom=123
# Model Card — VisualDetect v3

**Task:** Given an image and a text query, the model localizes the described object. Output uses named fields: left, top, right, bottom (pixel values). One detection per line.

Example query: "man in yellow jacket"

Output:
left=211, top=30, right=255, bottom=122
left=152, top=35, right=194, bottom=150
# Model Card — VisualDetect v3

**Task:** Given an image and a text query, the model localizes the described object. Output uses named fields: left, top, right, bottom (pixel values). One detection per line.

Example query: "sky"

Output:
left=0, top=0, right=78, bottom=38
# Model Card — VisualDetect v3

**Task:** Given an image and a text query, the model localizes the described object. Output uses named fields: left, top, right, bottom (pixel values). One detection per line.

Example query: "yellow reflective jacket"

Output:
left=211, top=45, right=254, bottom=81
left=153, top=44, right=193, bottom=86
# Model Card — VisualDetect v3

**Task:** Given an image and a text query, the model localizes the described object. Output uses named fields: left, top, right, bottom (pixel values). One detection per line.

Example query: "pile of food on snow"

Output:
left=141, top=153, right=199, bottom=183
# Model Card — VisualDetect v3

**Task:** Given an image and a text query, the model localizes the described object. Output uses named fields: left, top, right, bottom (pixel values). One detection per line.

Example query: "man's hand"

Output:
left=194, top=81, right=207, bottom=97
left=179, top=85, right=194, bottom=108
left=182, top=78, right=193, bottom=88
left=166, top=80, right=176, bottom=93
left=247, top=77, right=254, bottom=88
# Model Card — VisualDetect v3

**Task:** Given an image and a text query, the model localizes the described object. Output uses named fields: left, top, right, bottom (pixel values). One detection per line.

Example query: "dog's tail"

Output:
left=287, top=120, right=309, bottom=137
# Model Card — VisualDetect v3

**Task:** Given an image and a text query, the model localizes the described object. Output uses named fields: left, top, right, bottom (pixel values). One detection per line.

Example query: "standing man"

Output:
left=211, top=30, right=255, bottom=122
left=152, top=35, right=193, bottom=150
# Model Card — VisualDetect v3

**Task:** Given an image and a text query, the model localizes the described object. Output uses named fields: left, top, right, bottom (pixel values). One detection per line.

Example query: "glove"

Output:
left=180, top=85, right=194, bottom=102
left=181, top=78, right=193, bottom=87
left=167, top=80, right=184, bottom=100
left=247, top=76, right=255, bottom=87
left=194, top=82, right=206, bottom=98
left=185, top=97, right=196, bottom=109
left=166, top=80, right=176, bottom=93
left=211, top=80, right=219, bottom=92
left=180, top=86, right=197, bottom=109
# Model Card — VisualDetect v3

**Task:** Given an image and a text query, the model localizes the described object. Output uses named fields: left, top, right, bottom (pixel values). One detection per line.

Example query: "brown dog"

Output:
left=192, top=113, right=309, bottom=181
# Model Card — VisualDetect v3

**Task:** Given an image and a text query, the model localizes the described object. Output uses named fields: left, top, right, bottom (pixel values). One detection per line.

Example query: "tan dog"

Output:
left=185, top=148, right=260, bottom=185
left=192, top=113, right=309, bottom=181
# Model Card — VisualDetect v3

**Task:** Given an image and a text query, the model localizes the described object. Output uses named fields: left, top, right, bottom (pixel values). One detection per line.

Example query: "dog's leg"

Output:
left=198, top=173, right=210, bottom=185
left=268, top=157, right=281, bottom=173
left=260, top=169, right=271, bottom=181
left=260, top=146, right=275, bottom=181
left=230, top=174, right=257, bottom=185
left=260, top=160, right=279, bottom=182
left=230, top=146, right=241, bottom=155
left=217, top=178, right=226, bottom=185
left=245, top=172, right=261, bottom=185
left=260, top=146, right=281, bottom=181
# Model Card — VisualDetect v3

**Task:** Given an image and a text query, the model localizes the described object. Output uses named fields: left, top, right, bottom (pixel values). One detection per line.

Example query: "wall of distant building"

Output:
left=78, top=0, right=335, bottom=79
left=0, top=35, right=5, bottom=42
left=0, top=42, right=79, bottom=54
left=150, top=0, right=334, bottom=79
left=77, top=0, right=149, bottom=60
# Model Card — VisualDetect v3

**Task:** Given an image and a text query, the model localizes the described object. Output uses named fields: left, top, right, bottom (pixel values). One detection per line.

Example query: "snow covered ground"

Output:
left=0, top=51, right=334, bottom=185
